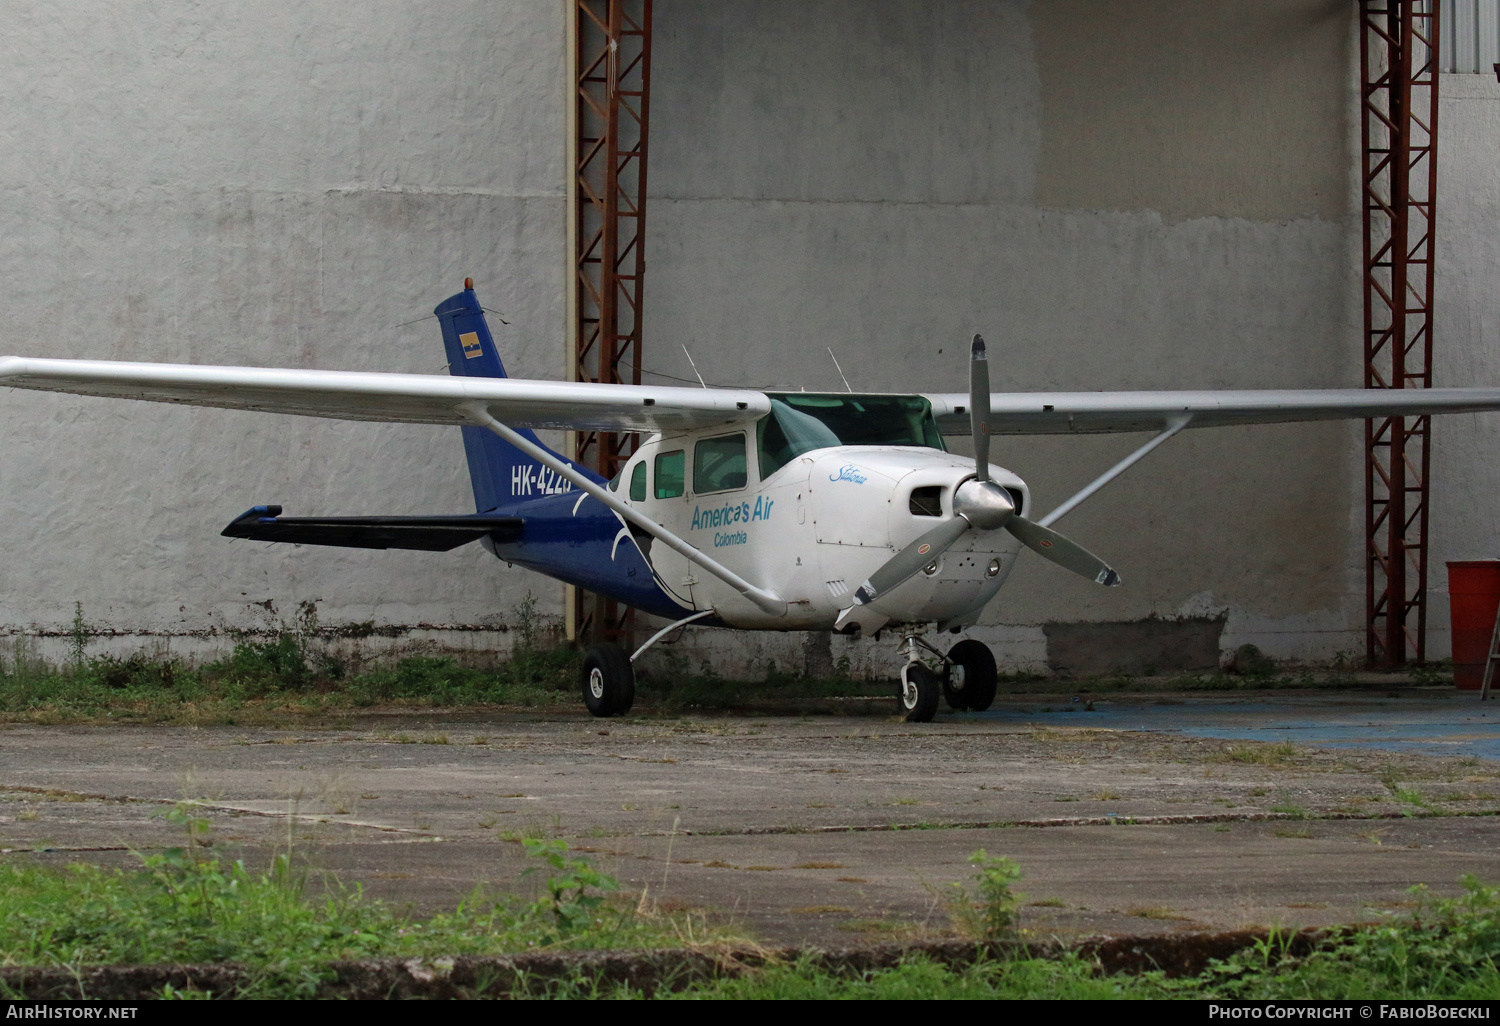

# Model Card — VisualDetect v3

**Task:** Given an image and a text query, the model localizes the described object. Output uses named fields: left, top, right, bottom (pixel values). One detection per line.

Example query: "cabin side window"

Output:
left=694, top=433, right=747, bottom=494
left=654, top=450, right=685, bottom=499
left=629, top=461, right=647, bottom=502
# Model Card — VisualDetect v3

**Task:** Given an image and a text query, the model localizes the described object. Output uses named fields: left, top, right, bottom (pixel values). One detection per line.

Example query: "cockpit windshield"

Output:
left=756, top=393, right=945, bottom=479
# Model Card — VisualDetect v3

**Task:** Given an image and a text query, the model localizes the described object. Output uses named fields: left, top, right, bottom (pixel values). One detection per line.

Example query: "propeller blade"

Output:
left=1005, top=516, right=1121, bottom=587
left=970, top=334, right=991, bottom=482
left=853, top=515, right=972, bottom=605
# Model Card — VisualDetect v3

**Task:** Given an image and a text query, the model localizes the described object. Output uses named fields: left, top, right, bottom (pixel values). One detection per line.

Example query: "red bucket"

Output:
left=1447, top=560, right=1500, bottom=689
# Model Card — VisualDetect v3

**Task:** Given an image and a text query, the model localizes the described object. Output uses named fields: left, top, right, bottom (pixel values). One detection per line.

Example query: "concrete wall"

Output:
left=1429, top=72, right=1500, bottom=660
left=7, top=1, right=1481, bottom=676
left=648, top=0, right=1368, bottom=671
left=0, top=2, right=570, bottom=662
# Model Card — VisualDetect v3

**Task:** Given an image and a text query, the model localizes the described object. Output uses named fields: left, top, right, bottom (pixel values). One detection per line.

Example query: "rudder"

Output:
left=434, top=281, right=602, bottom=512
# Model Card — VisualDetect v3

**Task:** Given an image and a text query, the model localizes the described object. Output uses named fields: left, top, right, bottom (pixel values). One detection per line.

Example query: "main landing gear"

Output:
left=898, top=634, right=998, bottom=723
left=581, top=644, right=635, bottom=717
left=580, top=609, right=714, bottom=718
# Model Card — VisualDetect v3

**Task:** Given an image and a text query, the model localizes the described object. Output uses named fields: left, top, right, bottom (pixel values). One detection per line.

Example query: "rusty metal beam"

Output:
left=571, top=0, right=652, bottom=645
left=1362, top=0, right=1440, bottom=667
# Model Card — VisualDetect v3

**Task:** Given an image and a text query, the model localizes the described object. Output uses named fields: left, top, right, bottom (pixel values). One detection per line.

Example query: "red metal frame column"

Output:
left=571, top=0, right=652, bottom=644
left=1361, top=0, right=1440, bottom=667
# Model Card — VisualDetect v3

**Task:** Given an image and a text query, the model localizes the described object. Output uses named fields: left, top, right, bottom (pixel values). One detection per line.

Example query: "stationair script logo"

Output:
left=510, top=464, right=574, bottom=497
left=830, top=465, right=868, bottom=484
left=692, top=496, right=774, bottom=547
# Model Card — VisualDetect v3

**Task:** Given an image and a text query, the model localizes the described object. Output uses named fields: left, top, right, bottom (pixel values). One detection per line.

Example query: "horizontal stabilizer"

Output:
left=221, top=505, right=522, bottom=551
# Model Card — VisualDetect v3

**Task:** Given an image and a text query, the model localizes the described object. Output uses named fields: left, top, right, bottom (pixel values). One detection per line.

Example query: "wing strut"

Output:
left=630, top=609, right=715, bottom=663
left=1038, top=415, right=1192, bottom=528
left=457, top=402, right=787, bottom=618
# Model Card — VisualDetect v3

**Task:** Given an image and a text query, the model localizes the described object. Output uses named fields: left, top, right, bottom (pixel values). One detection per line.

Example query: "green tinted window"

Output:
left=694, top=433, right=747, bottom=494
left=757, top=394, right=945, bottom=479
left=629, top=461, right=647, bottom=502
left=654, top=450, right=685, bottom=499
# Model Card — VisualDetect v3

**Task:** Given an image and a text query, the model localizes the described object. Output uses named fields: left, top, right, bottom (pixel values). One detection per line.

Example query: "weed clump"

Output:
left=0, top=805, right=682, bottom=998
left=1209, top=741, right=1298, bottom=766
left=946, top=850, right=1023, bottom=941
left=208, top=636, right=315, bottom=692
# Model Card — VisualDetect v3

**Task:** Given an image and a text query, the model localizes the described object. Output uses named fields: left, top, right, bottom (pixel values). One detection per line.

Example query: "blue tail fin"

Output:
left=435, top=283, right=602, bottom=512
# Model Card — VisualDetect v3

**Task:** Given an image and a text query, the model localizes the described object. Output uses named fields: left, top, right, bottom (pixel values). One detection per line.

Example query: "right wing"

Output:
left=0, top=356, right=768, bottom=433
left=923, top=388, right=1500, bottom=435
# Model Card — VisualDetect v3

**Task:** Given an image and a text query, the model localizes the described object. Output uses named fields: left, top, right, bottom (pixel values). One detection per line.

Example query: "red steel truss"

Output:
left=1361, top=0, right=1440, bottom=667
left=572, top=0, right=653, bottom=643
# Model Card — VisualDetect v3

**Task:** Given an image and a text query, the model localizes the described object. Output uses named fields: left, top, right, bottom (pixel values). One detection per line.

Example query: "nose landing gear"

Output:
left=900, top=648, right=941, bottom=722
left=898, top=634, right=999, bottom=722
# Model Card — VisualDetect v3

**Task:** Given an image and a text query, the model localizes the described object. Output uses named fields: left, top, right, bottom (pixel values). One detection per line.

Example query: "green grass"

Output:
left=0, top=632, right=901, bottom=722
left=593, top=878, right=1500, bottom=999
left=1211, top=742, right=1300, bottom=766
left=643, top=954, right=1153, bottom=1000
left=0, top=814, right=693, bottom=998
left=0, top=637, right=582, bottom=723
left=6, top=821, right=1500, bottom=1000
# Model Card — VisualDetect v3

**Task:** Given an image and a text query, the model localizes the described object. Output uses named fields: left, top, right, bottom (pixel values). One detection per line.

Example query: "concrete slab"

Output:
left=1, top=696, right=1498, bottom=947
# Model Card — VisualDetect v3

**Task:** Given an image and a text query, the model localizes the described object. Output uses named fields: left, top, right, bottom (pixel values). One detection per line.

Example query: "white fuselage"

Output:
left=616, top=434, right=1027, bottom=631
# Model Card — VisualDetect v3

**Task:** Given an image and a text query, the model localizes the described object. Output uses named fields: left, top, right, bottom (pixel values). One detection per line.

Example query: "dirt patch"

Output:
left=0, top=929, right=1333, bottom=999
left=1044, top=617, right=1226, bottom=677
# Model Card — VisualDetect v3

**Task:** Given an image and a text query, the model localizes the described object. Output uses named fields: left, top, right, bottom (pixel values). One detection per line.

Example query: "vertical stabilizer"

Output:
left=435, top=282, right=602, bottom=512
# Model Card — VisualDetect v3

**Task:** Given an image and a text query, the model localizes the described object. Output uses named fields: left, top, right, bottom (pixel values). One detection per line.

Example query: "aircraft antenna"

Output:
left=827, top=348, right=853, bottom=392
left=681, top=344, right=708, bottom=388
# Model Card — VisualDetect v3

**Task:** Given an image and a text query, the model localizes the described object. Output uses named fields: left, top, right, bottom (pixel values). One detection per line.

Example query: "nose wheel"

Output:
left=900, top=661, right=941, bottom=722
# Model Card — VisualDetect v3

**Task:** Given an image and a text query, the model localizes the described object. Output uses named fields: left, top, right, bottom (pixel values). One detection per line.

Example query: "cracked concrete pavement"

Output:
left=2, top=694, right=1499, bottom=946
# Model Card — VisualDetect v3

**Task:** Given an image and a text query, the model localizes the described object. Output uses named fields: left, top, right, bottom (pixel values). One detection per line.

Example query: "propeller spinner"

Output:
left=852, top=335, right=1121, bottom=606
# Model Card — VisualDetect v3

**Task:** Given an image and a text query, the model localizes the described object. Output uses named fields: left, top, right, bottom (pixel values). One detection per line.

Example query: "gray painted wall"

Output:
left=1431, top=72, right=1500, bottom=659
left=0, top=1, right=1488, bottom=674
left=647, top=0, right=1367, bottom=670
left=0, top=1, right=569, bottom=664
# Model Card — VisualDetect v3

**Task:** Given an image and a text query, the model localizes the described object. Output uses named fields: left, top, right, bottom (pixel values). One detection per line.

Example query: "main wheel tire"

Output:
left=944, top=639, right=997, bottom=713
left=899, top=662, right=941, bottom=723
left=581, top=644, right=635, bottom=717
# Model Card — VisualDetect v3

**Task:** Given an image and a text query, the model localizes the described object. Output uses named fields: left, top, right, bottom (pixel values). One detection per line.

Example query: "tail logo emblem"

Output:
left=460, top=331, right=483, bottom=359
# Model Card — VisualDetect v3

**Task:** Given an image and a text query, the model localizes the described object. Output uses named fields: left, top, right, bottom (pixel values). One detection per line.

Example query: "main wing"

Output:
left=0, top=356, right=768, bottom=433
left=924, top=388, right=1500, bottom=435
left=7, top=356, right=1500, bottom=436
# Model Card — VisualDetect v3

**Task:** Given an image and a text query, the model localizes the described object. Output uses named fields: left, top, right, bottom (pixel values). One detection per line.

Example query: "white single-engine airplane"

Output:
left=4, top=281, right=1500, bottom=721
